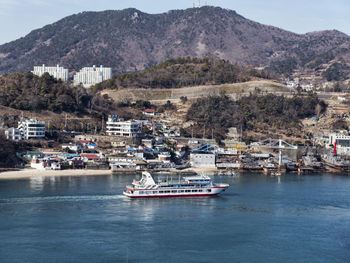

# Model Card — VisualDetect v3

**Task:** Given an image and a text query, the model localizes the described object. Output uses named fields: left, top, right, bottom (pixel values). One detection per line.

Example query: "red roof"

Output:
left=80, top=154, right=100, bottom=159
left=144, top=109, right=156, bottom=113
left=79, top=140, right=91, bottom=144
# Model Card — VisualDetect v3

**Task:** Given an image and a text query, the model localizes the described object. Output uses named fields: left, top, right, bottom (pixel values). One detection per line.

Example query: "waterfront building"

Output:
left=32, top=64, right=69, bottom=81
left=18, top=118, right=45, bottom=140
left=73, top=65, right=112, bottom=87
left=190, top=153, right=216, bottom=168
left=329, top=133, right=350, bottom=146
left=329, top=133, right=350, bottom=156
left=106, top=115, right=139, bottom=137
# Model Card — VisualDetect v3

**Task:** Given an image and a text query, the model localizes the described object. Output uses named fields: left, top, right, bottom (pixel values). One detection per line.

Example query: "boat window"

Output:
left=139, top=191, right=144, bottom=194
left=198, top=190, right=203, bottom=192
left=207, top=189, right=211, bottom=192
left=179, top=190, right=184, bottom=193
left=171, top=190, right=177, bottom=193
left=192, top=190, right=198, bottom=192
left=165, top=191, right=171, bottom=193
left=153, top=191, right=158, bottom=194
left=185, top=190, right=191, bottom=193
left=159, top=191, right=164, bottom=193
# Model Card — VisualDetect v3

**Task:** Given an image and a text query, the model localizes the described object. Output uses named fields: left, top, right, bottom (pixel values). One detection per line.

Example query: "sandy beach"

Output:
left=0, top=169, right=112, bottom=180
left=0, top=167, right=221, bottom=180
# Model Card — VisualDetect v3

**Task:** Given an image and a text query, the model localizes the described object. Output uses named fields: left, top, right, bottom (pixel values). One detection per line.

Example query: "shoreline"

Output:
left=0, top=169, right=112, bottom=180
left=0, top=167, right=216, bottom=180
left=0, top=167, right=346, bottom=180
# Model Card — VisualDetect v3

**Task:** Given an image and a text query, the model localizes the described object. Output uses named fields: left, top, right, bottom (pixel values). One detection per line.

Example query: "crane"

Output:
left=258, top=139, right=298, bottom=166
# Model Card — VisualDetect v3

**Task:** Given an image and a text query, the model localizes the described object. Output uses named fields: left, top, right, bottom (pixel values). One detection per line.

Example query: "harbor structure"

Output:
left=106, top=115, right=139, bottom=137
left=73, top=65, right=112, bottom=87
left=32, top=64, right=69, bottom=81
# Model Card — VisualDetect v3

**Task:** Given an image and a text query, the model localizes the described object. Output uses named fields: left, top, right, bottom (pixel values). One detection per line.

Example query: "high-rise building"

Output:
left=32, top=64, right=69, bottom=81
left=73, top=65, right=112, bottom=87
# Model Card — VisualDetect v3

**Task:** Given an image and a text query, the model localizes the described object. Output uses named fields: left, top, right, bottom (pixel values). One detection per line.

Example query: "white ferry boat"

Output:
left=123, top=171, right=229, bottom=198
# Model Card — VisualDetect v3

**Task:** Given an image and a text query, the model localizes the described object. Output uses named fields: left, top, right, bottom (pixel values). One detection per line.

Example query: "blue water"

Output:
left=0, top=173, right=350, bottom=263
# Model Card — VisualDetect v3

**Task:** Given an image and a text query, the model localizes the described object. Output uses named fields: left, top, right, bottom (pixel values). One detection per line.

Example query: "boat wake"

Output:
left=0, top=194, right=125, bottom=205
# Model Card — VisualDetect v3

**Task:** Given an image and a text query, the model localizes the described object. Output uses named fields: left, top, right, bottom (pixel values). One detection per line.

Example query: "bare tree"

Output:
left=315, top=104, right=322, bottom=118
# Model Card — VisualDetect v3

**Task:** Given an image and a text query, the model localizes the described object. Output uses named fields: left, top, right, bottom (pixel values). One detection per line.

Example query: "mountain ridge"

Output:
left=1, top=6, right=349, bottom=79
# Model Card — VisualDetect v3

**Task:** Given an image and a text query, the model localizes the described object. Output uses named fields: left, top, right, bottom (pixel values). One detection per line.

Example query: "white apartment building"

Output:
left=18, top=118, right=45, bottom=140
left=73, top=65, right=112, bottom=87
left=106, top=116, right=139, bottom=137
left=32, top=64, right=69, bottom=81
left=5, top=128, right=21, bottom=141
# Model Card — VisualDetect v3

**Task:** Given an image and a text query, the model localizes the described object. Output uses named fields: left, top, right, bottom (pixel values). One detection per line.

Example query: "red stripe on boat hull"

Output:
left=123, top=193, right=221, bottom=198
left=125, top=186, right=228, bottom=191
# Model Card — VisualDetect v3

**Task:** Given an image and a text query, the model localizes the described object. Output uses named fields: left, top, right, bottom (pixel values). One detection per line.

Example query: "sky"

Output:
left=0, top=0, right=349, bottom=44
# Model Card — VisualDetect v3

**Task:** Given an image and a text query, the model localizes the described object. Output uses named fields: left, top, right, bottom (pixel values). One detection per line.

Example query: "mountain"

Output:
left=0, top=6, right=349, bottom=79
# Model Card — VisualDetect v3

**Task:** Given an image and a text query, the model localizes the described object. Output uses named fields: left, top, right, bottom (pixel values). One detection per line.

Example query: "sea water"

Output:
left=0, top=173, right=349, bottom=263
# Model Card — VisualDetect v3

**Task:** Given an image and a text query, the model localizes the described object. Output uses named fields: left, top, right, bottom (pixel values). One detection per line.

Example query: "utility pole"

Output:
left=64, top=113, right=67, bottom=130
left=101, top=116, right=104, bottom=132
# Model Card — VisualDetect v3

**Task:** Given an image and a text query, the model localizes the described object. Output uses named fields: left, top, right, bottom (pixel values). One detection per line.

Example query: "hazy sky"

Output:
left=0, top=0, right=349, bottom=44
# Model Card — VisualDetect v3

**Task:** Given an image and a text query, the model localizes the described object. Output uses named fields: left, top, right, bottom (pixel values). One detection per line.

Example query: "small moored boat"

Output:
left=123, top=171, right=229, bottom=198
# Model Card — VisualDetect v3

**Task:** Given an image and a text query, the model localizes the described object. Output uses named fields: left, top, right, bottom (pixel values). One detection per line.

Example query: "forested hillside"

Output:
left=0, top=134, right=19, bottom=168
left=0, top=72, right=113, bottom=115
left=93, top=57, right=271, bottom=90
left=186, top=93, right=327, bottom=140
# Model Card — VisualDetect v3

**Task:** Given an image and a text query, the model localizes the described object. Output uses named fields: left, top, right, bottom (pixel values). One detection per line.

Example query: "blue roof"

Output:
left=59, top=153, right=79, bottom=157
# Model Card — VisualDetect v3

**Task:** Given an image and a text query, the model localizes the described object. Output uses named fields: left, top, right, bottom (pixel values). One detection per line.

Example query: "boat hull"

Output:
left=123, top=185, right=229, bottom=198
left=123, top=193, right=219, bottom=198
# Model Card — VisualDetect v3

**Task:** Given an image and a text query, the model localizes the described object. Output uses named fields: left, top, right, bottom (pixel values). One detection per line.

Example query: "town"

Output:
left=3, top=103, right=350, bottom=175
left=1, top=3, right=350, bottom=262
left=2, top=63, right=350, bottom=176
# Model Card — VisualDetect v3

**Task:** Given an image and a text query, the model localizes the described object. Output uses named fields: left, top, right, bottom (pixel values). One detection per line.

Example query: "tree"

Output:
left=180, top=96, right=188, bottom=104
left=315, top=104, right=322, bottom=118
left=0, top=133, right=19, bottom=168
